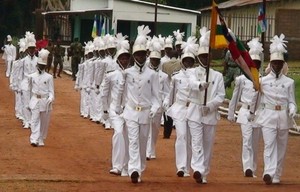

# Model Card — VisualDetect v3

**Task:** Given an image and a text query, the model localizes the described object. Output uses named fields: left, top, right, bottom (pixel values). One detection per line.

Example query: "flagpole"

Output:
left=261, top=0, right=266, bottom=51
left=154, top=0, right=158, bottom=36
left=204, top=48, right=211, bottom=106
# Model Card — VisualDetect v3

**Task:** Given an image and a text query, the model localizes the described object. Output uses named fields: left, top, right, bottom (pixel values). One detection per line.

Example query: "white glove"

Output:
left=289, top=108, right=296, bottom=118
left=86, top=87, right=91, bottom=93
left=199, top=81, right=210, bottom=91
left=95, top=88, right=100, bottom=95
left=201, top=106, right=210, bottom=116
left=115, top=106, right=123, bottom=115
left=149, top=111, right=155, bottom=118
left=46, top=97, right=53, bottom=105
left=163, top=101, right=169, bottom=111
left=227, top=116, right=235, bottom=122
left=102, top=112, right=109, bottom=121
left=247, top=113, right=255, bottom=122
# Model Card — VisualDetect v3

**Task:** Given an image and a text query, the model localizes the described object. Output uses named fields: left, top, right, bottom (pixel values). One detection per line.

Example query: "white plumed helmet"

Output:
left=37, top=49, right=50, bottom=65
left=269, top=34, right=287, bottom=61
left=133, top=25, right=151, bottom=54
left=247, top=37, right=263, bottom=61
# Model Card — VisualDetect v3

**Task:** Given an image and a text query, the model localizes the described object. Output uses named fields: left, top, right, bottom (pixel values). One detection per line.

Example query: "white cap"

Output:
left=269, top=34, right=287, bottom=61
left=18, top=38, right=27, bottom=53
left=173, top=30, right=184, bottom=46
left=37, top=49, right=50, bottom=65
left=116, top=48, right=130, bottom=59
left=149, top=51, right=161, bottom=59
left=164, top=35, right=173, bottom=49
left=7, top=35, right=12, bottom=42
left=197, top=27, right=210, bottom=55
left=25, top=31, right=36, bottom=48
left=149, top=36, right=162, bottom=59
left=181, top=36, right=198, bottom=61
left=115, top=33, right=130, bottom=59
left=133, top=25, right=151, bottom=54
left=247, top=37, right=263, bottom=61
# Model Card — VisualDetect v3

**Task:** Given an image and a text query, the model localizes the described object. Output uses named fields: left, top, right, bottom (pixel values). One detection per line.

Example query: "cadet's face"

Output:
left=165, top=48, right=172, bottom=57
left=118, top=54, right=130, bottom=69
left=134, top=51, right=147, bottom=64
left=150, top=58, right=161, bottom=68
left=271, top=60, right=284, bottom=74
left=198, top=54, right=209, bottom=66
left=107, top=48, right=116, bottom=56
left=175, top=45, right=182, bottom=55
left=160, top=50, right=165, bottom=57
left=37, top=64, right=46, bottom=71
left=28, top=47, right=35, bottom=55
left=182, top=57, right=194, bottom=68
left=99, top=50, right=106, bottom=57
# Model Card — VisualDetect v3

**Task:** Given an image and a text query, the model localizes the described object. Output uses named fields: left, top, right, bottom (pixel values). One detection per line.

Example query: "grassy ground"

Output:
left=212, top=60, right=300, bottom=112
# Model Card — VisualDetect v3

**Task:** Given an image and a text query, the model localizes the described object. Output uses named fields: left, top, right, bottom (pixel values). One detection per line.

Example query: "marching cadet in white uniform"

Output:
left=101, top=33, right=130, bottom=176
left=28, top=49, right=54, bottom=147
left=187, top=28, right=225, bottom=184
left=160, top=35, right=173, bottom=68
left=2, top=35, right=16, bottom=77
left=81, top=41, right=95, bottom=118
left=164, top=37, right=200, bottom=178
left=120, top=25, right=160, bottom=183
left=254, top=34, right=297, bottom=185
left=173, top=30, right=184, bottom=59
left=9, top=38, right=27, bottom=121
left=228, top=37, right=263, bottom=177
left=100, top=34, right=118, bottom=129
left=21, top=32, right=38, bottom=128
left=146, top=36, right=170, bottom=160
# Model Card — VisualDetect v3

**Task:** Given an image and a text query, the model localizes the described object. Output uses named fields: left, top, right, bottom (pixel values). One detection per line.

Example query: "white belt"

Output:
left=241, top=103, right=251, bottom=110
left=263, top=104, right=287, bottom=111
left=33, top=93, right=49, bottom=99
left=126, top=101, right=150, bottom=112
left=176, top=100, right=191, bottom=107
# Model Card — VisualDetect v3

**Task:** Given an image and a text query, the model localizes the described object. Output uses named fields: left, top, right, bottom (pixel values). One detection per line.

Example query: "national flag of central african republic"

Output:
left=91, top=15, right=97, bottom=38
left=258, top=4, right=267, bottom=34
left=219, top=16, right=260, bottom=91
left=209, top=0, right=228, bottom=49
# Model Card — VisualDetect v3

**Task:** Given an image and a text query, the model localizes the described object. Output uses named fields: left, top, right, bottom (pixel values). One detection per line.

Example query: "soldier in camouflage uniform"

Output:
left=53, top=40, right=65, bottom=78
left=223, top=50, right=241, bottom=88
left=46, top=39, right=54, bottom=73
left=70, top=37, right=82, bottom=81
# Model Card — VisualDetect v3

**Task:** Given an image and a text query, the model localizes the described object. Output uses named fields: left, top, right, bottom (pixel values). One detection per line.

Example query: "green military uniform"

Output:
left=53, top=44, right=64, bottom=78
left=46, top=42, right=54, bottom=72
left=70, top=39, right=82, bottom=81
left=223, top=50, right=241, bottom=88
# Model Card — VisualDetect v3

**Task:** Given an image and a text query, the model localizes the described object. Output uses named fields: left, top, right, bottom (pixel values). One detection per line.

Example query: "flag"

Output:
left=258, top=4, right=267, bottom=34
left=209, top=0, right=228, bottom=49
left=101, top=17, right=106, bottom=36
left=220, top=17, right=260, bottom=91
left=91, top=15, right=97, bottom=38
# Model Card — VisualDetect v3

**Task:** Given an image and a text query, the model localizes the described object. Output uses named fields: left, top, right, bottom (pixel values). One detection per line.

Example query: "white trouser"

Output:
left=174, top=120, right=191, bottom=173
left=146, top=112, right=162, bottom=158
left=6, top=59, right=13, bottom=77
left=261, top=127, right=289, bottom=179
left=240, top=123, right=261, bottom=174
left=89, top=89, right=97, bottom=120
left=82, top=89, right=90, bottom=117
left=30, top=108, right=51, bottom=143
left=188, top=120, right=205, bottom=174
left=94, top=92, right=102, bottom=121
left=22, top=90, right=31, bottom=125
left=15, top=91, right=23, bottom=118
left=126, top=120, right=150, bottom=176
left=201, top=124, right=216, bottom=177
left=110, top=110, right=128, bottom=171
left=80, top=89, right=85, bottom=116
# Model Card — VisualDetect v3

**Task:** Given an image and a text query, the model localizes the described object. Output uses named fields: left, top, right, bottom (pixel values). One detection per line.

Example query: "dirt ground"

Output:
left=0, top=58, right=300, bottom=192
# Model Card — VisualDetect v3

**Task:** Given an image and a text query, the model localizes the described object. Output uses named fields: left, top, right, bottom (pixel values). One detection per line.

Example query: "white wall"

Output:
left=113, top=1, right=198, bottom=34
left=70, top=0, right=108, bottom=11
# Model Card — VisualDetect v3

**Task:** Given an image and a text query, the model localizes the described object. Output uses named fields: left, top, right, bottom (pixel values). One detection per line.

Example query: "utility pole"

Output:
left=154, top=0, right=158, bottom=36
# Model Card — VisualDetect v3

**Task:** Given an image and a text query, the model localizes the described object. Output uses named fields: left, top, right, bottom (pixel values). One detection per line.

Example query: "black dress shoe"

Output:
left=146, top=157, right=150, bottom=161
left=245, top=169, right=253, bottom=177
left=31, top=143, right=38, bottom=147
left=263, top=174, right=272, bottom=185
left=177, top=170, right=184, bottom=177
left=193, top=171, right=202, bottom=183
left=131, top=171, right=139, bottom=183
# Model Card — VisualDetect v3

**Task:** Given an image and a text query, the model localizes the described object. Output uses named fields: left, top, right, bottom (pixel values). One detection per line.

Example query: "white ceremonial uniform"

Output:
left=101, top=55, right=118, bottom=128
left=228, top=75, right=261, bottom=175
left=21, top=55, right=38, bottom=128
left=74, top=61, right=85, bottom=116
left=28, top=71, right=54, bottom=145
left=146, top=68, right=170, bottom=159
left=165, top=69, right=193, bottom=176
left=81, top=57, right=95, bottom=118
left=121, top=64, right=160, bottom=177
left=2, top=43, right=16, bottom=77
left=101, top=64, right=129, bottom=174
left=254, top=71, right=296, bottom=182
left=186, top=66, right=225, bottom=179
left=89, top=58, right=99, bottom=121
left=10, top=58, right=25, bottom=120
